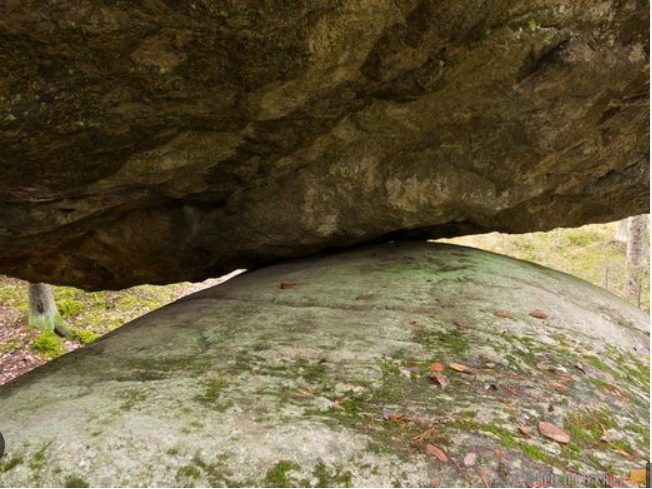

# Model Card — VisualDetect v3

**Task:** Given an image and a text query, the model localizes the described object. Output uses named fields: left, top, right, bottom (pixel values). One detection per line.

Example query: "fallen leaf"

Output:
left=463, top=452, right=477, bottom=467
left=449, top=362, right=474, bottom=374
left=279, top=282, right=295, bottom=290
left=574, top=363, right=587, bottom=374
left=493, top=310, right=513, bottom=319
left=518, top=426, right=531, bottom=438
left=428, top=362, right=445, bottom=372
left=529, top=309, right=548, bottom=319
left=556, top=374, right=576, bottom=384
left=504, top=386, right=519, bottom=396
left=413, top=428, right=436, bottom=442
left=476, top=468, right=490, bottom=488
left=612, top=386, right=625, bottom=399
left=538, top=421, right=571, bottom=444
left=629, top=469, right=646, bottom=484
left=430, top=375, right=448, bottom=389
left=426, top=443, right=449, bottom=462
left=554, top=382, right=570, bottom=393
left=389, top=413, right=406, bottom=424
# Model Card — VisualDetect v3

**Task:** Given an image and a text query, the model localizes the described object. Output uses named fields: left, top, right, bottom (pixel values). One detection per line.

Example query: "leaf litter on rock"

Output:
left=426, top=443, right=448, bottom=462
left=428, top=362, right=445, bottom=372
left=529, top=309, right=548, bottom=319
left=429, top=375, right=448, bottom=389
left=538, top=421, right=571, bottom=444
left=463, top=452, right=477, bottom=467
left=449, top=362, right=474, bottom=374
left=493, top=310, right=513, bottom=319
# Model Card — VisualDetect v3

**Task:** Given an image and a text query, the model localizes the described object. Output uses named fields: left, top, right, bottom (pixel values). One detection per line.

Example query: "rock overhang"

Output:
left=0, top=1, right=648, bottom=289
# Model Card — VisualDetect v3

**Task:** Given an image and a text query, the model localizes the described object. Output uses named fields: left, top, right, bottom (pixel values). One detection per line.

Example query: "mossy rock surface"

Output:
left=0, top=242, right=649, bottom=487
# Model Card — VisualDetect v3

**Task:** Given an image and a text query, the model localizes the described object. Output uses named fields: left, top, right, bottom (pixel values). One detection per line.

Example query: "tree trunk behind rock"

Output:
left=625, top=215, right=647, bottom=307
left=27, top=283, right=69, bottom=336
left=615, top=219, right=629, bottom=243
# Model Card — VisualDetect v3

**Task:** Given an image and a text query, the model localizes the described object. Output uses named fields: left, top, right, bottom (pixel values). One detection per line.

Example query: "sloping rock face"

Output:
left=0, top=1, right=649, bottom=289
left=0, top=243, right=648, bottom=487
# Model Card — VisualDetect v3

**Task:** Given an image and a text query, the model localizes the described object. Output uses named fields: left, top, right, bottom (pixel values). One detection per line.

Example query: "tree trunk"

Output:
left=615, top=219, right=629, bottom=243
left=28, top=283, right=71, bottom=336
left=625, top=215, right=647, bottom=307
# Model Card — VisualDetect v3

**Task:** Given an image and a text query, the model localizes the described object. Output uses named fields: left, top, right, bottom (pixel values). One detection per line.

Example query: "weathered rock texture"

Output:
left=0, top=1, right=649, bottom=289
left=0, top=243, right=649, bottom=487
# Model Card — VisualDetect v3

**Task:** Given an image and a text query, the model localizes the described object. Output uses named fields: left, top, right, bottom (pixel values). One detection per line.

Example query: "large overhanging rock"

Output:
left=0, top=2, right=649, bottom=289
left=0, top=243, right=648, bottom=487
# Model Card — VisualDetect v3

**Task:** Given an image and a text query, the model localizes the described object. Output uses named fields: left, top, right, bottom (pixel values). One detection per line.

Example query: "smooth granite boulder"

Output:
left=0, top=242, right=648, bottom=487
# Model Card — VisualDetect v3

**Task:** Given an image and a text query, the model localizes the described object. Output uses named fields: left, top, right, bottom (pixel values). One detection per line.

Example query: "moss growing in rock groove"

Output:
left=264, top=460, right=301, bottom=488
left=194, top=378, right=228, bottom=404
left=0, top=457, right=22, bottom=472
left=176, top=465, right=201, bottom=485
left=64, top=477, right=89, bottom=488
left=312, top=461, right=353, bottom=488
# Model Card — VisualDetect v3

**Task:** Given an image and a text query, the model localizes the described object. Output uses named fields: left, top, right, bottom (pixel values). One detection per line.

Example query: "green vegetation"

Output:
left=0, top=276, right=225, bottom=368
left=446, top=221, right=650, bottom=310
left=30, top=331, right=65, bottom=359
left=0, top=457, right=22, bottom=472
left=64, top=477, right=90, bottom=488
left=264, top=461, right=301, bottom=487
left=194, top=378, right=229, bottom=408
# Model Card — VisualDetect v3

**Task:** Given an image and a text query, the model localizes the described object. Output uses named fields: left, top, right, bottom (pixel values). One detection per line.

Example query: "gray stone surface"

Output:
left=0, top=243, right=648, bottom=487
left=0, top=1, right=648, bottom=288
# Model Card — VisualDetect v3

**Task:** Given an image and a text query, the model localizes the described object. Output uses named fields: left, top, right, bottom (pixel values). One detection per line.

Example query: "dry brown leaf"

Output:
left=428, top=362, right=445, bottom=372
left=430, top=375, right=449, bottom=389
left=463, top=452, right=477, bottom=467
left=493, top=310, right=513, bottom=318
left=426, top=443, right=448, bottom=462
left=476, top=468, right=490, bottom=488
left=504, top=386, right=519, bottom=396
left=518, top=426, right=531, bottom=438
left=555, top=383, right=570, bottom=393
left=574, top=363, right=587, bottom=374
left=449, top=362, right=474, bottom=374
left=279, top=282, right=295, bottom=290
left=538, top=421, right=571, bottom=444
left=612, top=386, right=625, bottom=399
left=529, top=309, right=548, bottom=319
